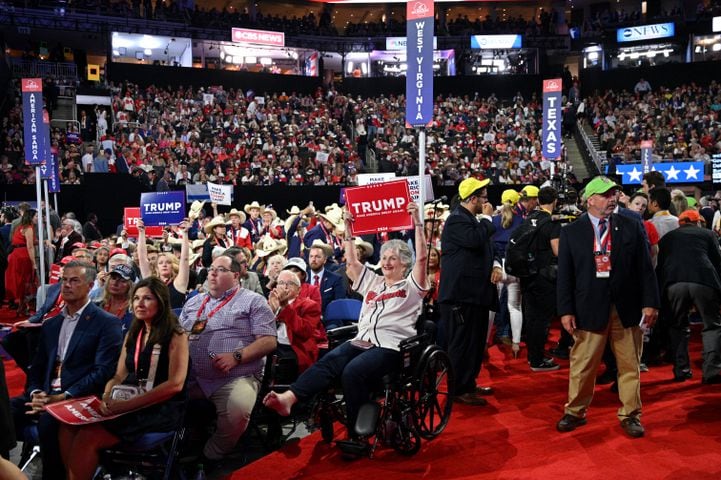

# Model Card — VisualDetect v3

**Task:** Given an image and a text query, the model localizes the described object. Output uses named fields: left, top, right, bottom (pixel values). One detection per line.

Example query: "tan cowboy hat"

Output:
left=286, top=205, right=302, bottom=215
left=262, top=206, right=278, bottom=221
left=191, top=239, right=205, bottom=251
left=318, top=207, right=345, bottom=233
left=189, top=200, right=205, bottom=220
left=244, top=201, right=263, bottom=214
left=227, top=208, right=246, bottom=224
left=353, top=237, right=374, bottom=258
left=188, top=251, right=202, bottom=265
left=309, top=239, right=334, bottom=258
left=204, top=215, right=227, bottom=234
left=256, top=235, right=288, bottom=258
left=285, top=213, right=304, bottom=234
left=324, top=203, right=341, bottom=213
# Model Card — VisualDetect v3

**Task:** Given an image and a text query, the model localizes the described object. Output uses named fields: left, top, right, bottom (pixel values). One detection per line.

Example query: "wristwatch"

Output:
left=232, top=349, right=243, bottom=364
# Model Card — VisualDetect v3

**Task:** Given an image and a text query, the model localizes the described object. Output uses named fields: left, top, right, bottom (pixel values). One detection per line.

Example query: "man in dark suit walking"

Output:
left=556, top=176, right=659, bottom=438
left=10, top=261, right=122, bottom=479
left=656, top=209, right=721, bottom=384
left=439, top=178, right=503, bottom=406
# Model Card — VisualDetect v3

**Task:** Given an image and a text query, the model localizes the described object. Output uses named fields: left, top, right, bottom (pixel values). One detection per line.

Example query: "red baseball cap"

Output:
left=109, top=248, right=127, bottom=258
left=60, top=256, right=75, bottom=265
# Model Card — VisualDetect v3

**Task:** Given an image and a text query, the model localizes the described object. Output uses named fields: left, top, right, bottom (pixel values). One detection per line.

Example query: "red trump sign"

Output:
left=124, top=207, right=163, bottom=237
left=344, top=179, right=413, bottom=235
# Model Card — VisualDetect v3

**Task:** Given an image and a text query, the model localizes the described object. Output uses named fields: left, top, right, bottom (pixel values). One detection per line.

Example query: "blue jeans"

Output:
left=291, top=341, right=400, bottom=434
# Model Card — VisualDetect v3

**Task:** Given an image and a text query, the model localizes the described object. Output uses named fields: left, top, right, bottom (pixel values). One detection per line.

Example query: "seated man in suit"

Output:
left=307, top=242, right=346, bottom=321
left=10, top=261, right=123, bottom=480
left=268, top=270, right=324, bottom=378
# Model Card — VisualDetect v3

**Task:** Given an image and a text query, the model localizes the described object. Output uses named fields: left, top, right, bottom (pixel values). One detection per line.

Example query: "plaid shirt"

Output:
left=180, top=286, right=277, bottom=396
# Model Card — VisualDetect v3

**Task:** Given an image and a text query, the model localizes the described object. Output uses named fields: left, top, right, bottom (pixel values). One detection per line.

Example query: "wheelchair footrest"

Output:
left=336, top=439, right=370, bottom=459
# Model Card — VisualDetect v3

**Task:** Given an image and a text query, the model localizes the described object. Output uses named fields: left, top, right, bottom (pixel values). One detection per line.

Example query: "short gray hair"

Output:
left=63, top=260, right=98, bottom=283
left=278, top=270, right=301, bottom=287
left=379, top=239, right=413, bottom=277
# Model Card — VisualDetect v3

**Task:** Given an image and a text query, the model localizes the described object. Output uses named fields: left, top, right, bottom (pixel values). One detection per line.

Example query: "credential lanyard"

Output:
left=196, top=287, right=239, bottom=321
left=594, top=223, right=611, bottom=254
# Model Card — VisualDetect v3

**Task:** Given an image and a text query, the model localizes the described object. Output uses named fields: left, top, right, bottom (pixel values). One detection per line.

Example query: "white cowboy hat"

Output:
left=353, top=237, right=374, bottom=258
left=324, top=203, right=341, bottom=213
left=244, top=201, right=263, bottom=214
left=286, top=205, right=302, bottom=215
left=204, top=216, right=227, bottom=234
left=262, top=206, right=278, bottom=221
left=309, top=239, right=334, bottom=258
left=189, top=201, right=205, bottom=220
left=226, top=208, right=246, bottom=224
left=191, top=239, right=205, bottom=251
left=318, top=207, right=345, bottom=233
left=256, top=235, right=288, bottom=258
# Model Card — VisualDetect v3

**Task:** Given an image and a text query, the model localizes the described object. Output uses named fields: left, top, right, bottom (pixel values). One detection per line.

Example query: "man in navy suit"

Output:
left=556, top=177, right=659, bottom=438
left=10, top=261, right=122, bottom=479
left=307, top=243, right=346, bottom=321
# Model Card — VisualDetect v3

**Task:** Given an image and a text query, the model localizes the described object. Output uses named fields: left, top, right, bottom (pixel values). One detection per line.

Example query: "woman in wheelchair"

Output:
left=264, top=202, right=428, bottom=446
left=57, top=278, right=189, bottom=480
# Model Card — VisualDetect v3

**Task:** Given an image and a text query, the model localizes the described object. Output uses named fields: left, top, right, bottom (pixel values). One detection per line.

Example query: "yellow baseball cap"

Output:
left=458, top=178, right=491, bottom=200
left=521, top=185, right=539, bottom=198
left=501, top=189, right=521, bottom=206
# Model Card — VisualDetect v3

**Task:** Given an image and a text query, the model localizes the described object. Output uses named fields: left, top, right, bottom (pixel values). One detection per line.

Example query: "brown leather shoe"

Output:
left=454, top=392, right=488, bottom=406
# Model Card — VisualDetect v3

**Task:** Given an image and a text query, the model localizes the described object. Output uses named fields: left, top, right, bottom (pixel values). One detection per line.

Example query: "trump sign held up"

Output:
left=140, top=191, right=186, bottom=226
left=207, top=182, right=233, bottom=206
left=542, top=78, right=562, bottom=160
left=124, top=207, right=164, bottom=237
left=344, top=179, right=413, bottom=236
left=406, top=0, right=434, bottom=127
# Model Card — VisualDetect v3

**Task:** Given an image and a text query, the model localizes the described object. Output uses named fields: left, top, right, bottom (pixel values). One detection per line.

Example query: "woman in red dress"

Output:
left=5, top=209, right=37, bottom=316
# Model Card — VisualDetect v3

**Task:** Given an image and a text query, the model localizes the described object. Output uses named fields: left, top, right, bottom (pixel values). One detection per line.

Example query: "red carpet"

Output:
left=1, top=305, right=27, bottom=397
left=232, top=325, right=721, bottom=480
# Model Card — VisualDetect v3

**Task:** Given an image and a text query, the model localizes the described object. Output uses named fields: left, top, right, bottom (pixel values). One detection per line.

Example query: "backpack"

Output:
left=504, top=211, right=551, bottom=278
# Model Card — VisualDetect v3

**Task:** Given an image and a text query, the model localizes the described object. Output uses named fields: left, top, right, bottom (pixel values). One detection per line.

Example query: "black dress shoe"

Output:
left=556, top=414, right=587, bottom=432
left=474, top=386, right=494, bottom=396
left=454, top=392, right=488, bottom=406
left=673, top=370, right=693, bottom=382
left=620, top=417, right=645, bottom=438
left=701, top=375, right=721, bottom=385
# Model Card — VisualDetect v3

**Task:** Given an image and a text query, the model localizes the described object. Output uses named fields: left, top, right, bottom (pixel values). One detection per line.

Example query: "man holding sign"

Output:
left=438, top=178, right=503, bottom=406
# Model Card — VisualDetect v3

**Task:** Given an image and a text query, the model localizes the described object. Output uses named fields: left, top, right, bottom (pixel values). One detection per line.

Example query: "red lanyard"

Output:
left=195, top=287, right=239, bottom=321
left=134, top=327, right=145, bottom=374
left=105, top=302, right=127, bottom=319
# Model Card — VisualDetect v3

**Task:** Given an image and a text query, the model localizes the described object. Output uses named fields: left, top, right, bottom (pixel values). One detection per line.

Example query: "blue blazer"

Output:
left=28, top=283, right=62, bottom=324
left=310, top=269, right=346, bottom=315
left=27, top=302, right=123, bottom=397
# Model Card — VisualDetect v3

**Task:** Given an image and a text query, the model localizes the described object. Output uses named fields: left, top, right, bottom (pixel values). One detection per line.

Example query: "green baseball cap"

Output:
left=583, top=176, right=620, bottom=201
left=687, top=197, right=697, bottom=208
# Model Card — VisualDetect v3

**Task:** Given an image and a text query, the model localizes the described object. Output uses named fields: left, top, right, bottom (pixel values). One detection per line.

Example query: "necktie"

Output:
left=313, top=274, right=320, bottom=286
left=598, top=218, right=607, bottom=239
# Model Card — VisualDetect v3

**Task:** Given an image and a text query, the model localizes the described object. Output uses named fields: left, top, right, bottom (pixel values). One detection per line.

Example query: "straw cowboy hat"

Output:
left=286, top=205, right=302, bottom=216
left=262, top=206, right=278, bottom=221
left=244, top=201, right=263, bottom=214
left=324, top=203, right=341, bottom=213
left=189, top=200, right=205, bottom=220
left=353, top=237, right=374, bottom=258
left=256, top=235, right=288, bottom=258
left=318, top=207, right=345, bottom=233
left=204, top=215, right=227, bottom=234
left=309, top=239, right=334, bottom=258
left=191, top=239, right=206, bottom=251
left=188, top=251, right=202, bottom=266
left=227, top=208, right=246, bottom=224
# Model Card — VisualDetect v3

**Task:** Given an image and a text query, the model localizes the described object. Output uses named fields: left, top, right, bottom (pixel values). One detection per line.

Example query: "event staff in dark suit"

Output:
left=307, top=242, right=346, bottom=319
left=52, top=219, right=83, bottom=262
left=656, top=209, right=721, bottom=384
left=10, top=261, right=122, bottom=479
left=438, top=178, right=503, bottom=406
left=556, top=176, right=659, bottom=438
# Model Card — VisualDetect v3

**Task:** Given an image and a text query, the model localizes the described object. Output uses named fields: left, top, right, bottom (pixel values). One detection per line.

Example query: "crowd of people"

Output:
left=1, top=159, right=721, bottom=477
left=586, top=81, right=721, bottom=165
left=0, top=81, right=579, bottom=188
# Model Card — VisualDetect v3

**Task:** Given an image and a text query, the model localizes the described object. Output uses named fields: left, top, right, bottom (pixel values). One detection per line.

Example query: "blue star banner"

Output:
left=613, top=162, right=704, bottom=184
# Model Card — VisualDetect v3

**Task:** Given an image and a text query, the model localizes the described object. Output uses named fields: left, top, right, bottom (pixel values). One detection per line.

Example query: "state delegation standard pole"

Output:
left=417, top=127, right=426, bottom=208
left=44, top=179, right=53, bottom=257
left=35, top=167, right=46, bottom=295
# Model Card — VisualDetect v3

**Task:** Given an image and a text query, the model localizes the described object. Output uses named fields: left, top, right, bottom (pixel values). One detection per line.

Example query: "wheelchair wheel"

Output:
left=415, top=348, right=454, bottom=439
left=390, top=412, right=421, bottom=456
left=320, top=408, right=335, bottom=443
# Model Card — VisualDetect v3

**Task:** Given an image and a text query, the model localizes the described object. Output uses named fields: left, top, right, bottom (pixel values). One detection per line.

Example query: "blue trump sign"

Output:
left=405, top=0, right=434, bottom=127
left=614, top=162, right=704, bottom=185
left=141, top=191, right=186, bottom=226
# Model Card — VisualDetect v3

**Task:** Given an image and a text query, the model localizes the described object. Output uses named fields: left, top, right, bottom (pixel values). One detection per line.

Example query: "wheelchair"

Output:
left=309, top=321, right=454, bottom=458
